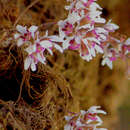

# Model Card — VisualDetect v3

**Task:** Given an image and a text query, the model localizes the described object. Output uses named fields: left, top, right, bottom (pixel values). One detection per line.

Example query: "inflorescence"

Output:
left=14, top=0, right=130, bottom=71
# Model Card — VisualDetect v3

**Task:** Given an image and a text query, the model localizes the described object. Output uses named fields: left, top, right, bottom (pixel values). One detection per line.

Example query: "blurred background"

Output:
left=98, top=0, right=130, bottom=129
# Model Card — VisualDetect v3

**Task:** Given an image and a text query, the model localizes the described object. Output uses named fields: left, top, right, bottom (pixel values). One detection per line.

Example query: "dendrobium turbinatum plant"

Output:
left=12, top=0, right=130, bottom=129
left=64, top=106, right=107, bottom=130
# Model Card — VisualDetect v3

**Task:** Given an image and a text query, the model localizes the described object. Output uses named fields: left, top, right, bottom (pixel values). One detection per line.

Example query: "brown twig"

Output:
left=16, top=71, right=27, bottom=103
left=14, top=0, right=41, bottom=27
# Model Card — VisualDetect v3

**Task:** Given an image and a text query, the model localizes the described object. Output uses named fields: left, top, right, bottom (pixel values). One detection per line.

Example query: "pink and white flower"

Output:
left=101, top=36, right=130, bottom=69
left=24, top=39, right=53, bottom=71
left=121, top=38, right=130, bottom=55
left=104, top=20, right=119, bottom=32
left=64, top=106, right=107, bottom=130
left=58, top=0, right=107, bottom=62
left=57, top=0, right=130, bottom=71
left=14, top=25, right=63, bottom=71
left=14, top=0, right=130, bottom=71
left=14, top=25, right=38, bottom=46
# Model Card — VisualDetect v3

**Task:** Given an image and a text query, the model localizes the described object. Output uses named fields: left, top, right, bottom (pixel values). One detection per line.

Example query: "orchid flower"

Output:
left=14, top=26, right=63, bottom=71
left=58, top=0, right=106, bottom=61
left=57, top=0, right=130, bottom=70
left=24, top=40, right=52, bottom=71
left=14, top=0, right=130, bottom=71
left=14, top=25, right=38, bottom=46
left=64, top=106, right=107, bottom=130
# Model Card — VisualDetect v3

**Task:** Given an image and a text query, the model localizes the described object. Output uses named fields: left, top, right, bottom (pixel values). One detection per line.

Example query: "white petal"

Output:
left=110, top=23, right=119, bottom=30
left=37, top=53, right=46, bottom=64
left=87, top=37, right=101, bottom=44
left=17, top=38, right=24, bottom=47
left=75, top=119, right=82, bottom=127
left=58, top=20, right=65, bottom=27
left=64, top=116, right=72, bottom=121
left=29, top=25, right=38, bottom=33
left=96, top=27, right=108, bottom=34
left=76, top=1, right=84, bottom=9
left=14, top=33, right=20, bottom=39
left=107, top=59, right=113, bottom=69
left=82, top=38, right=88, bottom=46
left=31, top=62, right=36, bottom=71
left=40, top=40, right=52, bottom=48
left=95, top=116, right=103, bottom=126
left=16, top=25, right=27, bottom=34
left=98, top=34, right=107, bottom=41
left=81, top=0, right=88, bottom=3
left=24, top=57, right=31, bottom=70
left=125, top=38, right=130, bottom=45
left=54, top=44, right=63, bottom=53
left=101, top=58, right=106, bottom=66
left=78, top=24, right=92, bottom=30
left=96, top=110, right=107, bottom=114
left=58, top=20, right=66, bottom=38
left=64, top=124, right=72, bottom=130
left=62, top=39, right=71, bottom=50
left=86, top=119, right=93, bottom=124
left=94, top=17, right=106, bottom=23
left=88, top=106, right=106, bottom=114
left=90, top=2, right=102, bottom=10
left=67, top=12, right=81, bottom=24
left=90, top=47, right=96, bottom=57
left=95, top=44, right=103, bottom=53
left=65, top=2, right=74, bottom=10
left=81, top=54, right=92, bottom=61
left=25, top=44, right=36, bottom=55
left=49, top=36, right=63, bottom=42
left=80, top=10, right=85, bottom=17
left=89, top=10, right=102, bottom=18
left=45, top=30, right=48, bottom=37
left=80, top=110, right=86, bottom=115
left=105, top=20, right=119, bottom=31
left=47, top=48, right=53, bottom=55
left=88, top=106, right=101, bottom=113
left=75, top=36, right=81, bottom=44
left=29, top=25, right=38, bottom=38
left=101, top=57, right=113, bottom=69
left=65, top=5, right=72, bottom=10
left=59, top=28, right=66, bottom=38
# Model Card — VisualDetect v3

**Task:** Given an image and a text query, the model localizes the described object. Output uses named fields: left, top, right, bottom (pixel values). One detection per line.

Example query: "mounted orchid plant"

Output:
left=13, top=0, right=130, bottom=129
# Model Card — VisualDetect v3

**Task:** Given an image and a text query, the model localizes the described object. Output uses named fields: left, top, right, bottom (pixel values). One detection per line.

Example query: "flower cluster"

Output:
left=14, top=0, right=130, bottom=71
left=101, top=36, right=130, bottom=69
left=58, top=0, right=130, bottom=69
left=14, top=25, right=63, bottom=71
left=64, top=106, right=107, bottom=130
